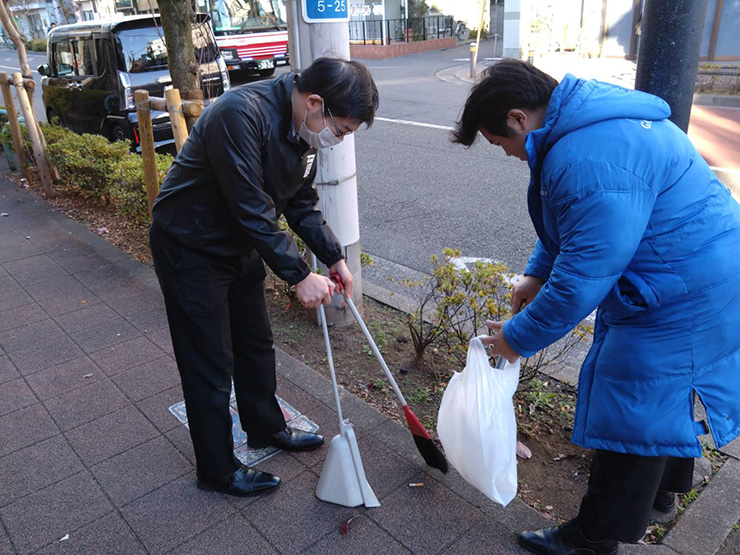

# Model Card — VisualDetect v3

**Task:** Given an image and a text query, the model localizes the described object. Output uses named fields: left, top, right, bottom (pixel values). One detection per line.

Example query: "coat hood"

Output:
left=526, top=75, right=672, bottom=172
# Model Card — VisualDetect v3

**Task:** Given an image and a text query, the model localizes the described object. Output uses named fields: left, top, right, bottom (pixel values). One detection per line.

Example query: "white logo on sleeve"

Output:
left=303, top=154, right=316, bottom=178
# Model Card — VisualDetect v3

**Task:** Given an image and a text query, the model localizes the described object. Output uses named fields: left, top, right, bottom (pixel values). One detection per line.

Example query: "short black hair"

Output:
left=452, top=59, right=559, bottom=146
left=296, top=57, right=379, bottom=127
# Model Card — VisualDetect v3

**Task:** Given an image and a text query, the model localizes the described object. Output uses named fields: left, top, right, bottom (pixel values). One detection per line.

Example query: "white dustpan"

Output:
left=312, top=267, right=379, bottom=508
left=316, top=419, right=379, bottom=507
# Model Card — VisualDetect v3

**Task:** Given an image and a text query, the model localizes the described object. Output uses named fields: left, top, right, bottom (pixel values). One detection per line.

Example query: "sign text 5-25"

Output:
left=317, top=0, right=346, bottom=12
left=303, top=0, right=349, bottom=22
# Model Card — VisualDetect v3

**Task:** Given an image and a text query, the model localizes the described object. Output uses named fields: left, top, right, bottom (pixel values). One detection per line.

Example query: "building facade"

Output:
left=504, top=0, right=739, bottom=62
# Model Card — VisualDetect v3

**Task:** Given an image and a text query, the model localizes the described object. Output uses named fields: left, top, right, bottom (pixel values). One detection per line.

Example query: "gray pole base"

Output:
left=313, top=241, right=363, bottom=327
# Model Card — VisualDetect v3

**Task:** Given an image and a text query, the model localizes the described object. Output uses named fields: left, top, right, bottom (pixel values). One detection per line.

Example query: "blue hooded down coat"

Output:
left=503, top=75, right=740, bottom=458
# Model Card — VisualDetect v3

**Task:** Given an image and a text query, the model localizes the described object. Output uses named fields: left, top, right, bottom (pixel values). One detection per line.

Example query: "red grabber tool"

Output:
left=333, top=275, right=448, bottom=474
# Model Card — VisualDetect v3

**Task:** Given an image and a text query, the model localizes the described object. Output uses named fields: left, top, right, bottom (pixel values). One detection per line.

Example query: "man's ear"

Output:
left=306, top=94, right=323, bottom=114
left=506, top=109, right=528, bottom=133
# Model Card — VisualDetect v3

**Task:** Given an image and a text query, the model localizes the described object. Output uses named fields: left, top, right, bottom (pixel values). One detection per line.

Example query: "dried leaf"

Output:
left=340, top=515, right=358, bottom=535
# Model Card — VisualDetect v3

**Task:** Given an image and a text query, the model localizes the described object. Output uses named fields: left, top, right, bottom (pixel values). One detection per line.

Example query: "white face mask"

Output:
left=298, top=99, right=342, bottom=149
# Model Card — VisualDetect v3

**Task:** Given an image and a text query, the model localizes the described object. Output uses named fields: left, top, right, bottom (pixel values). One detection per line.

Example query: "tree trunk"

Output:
left=0, top=0, right=32, bottom=79
left=157, top=0, right=203, bottom=131
left=0, top=1, right=55, bottom=186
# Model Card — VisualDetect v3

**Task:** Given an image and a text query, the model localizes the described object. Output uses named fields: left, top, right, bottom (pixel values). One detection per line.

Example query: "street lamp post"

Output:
left=635, top=0, right=709, bottom=133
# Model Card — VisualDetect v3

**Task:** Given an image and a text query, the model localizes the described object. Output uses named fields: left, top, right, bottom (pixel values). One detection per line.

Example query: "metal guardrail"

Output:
left=349, top=16, right=457, bottom=45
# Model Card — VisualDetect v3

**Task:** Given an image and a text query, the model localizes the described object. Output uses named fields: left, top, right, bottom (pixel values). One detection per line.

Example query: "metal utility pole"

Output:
left=634, top=0, right=709, bottom=133
left=286, top=0, right=363, bottom=326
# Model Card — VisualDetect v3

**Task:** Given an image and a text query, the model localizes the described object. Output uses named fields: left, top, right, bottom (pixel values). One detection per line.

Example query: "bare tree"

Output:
left=54, top=0, right=76, bottom=24
left=157, top=0, right=203, bottom=130
left=0, top=0, right=32, bottom=79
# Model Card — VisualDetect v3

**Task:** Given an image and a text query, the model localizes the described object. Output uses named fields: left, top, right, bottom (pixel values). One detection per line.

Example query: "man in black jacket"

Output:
left=150, top=58, right=379, bottom=497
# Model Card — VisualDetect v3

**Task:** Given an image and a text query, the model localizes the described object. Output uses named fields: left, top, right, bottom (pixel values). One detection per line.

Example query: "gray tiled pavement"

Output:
left=1, top=164, right=736, bottom=555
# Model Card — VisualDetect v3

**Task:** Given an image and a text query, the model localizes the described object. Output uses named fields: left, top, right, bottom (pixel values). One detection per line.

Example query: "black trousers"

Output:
left=577, top=450, right=695, bottom=543
left=150, top=224, right=286, bottom=476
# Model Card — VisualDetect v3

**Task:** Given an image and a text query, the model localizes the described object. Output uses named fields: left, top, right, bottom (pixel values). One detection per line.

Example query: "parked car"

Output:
left=37, top=14, right=230, bottom=152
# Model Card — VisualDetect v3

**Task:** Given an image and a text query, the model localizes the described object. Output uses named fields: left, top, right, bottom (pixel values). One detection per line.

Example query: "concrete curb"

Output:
left=693, top=93, right=740, bottom=108
left=662, top=458, right=740, bottom=555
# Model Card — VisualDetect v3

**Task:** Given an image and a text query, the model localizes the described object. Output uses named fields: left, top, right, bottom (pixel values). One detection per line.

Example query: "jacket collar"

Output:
left=282, top=73, right=306, bottom=146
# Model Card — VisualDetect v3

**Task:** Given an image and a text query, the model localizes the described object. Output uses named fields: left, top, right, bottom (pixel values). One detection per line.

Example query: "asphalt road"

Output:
left=355, top=42, right=537, bottom=277
left=0, top=49, right=47, bottom=123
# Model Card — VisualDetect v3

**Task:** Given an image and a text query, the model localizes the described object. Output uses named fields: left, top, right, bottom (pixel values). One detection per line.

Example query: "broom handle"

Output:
left=342, top=294, right=408, bottom=407
left=311, top=255, right=344, bottom=427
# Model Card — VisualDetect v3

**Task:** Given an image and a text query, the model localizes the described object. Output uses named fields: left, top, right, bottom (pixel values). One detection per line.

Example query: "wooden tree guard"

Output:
left=179, top=89, right=205, bottom=132
left=134, top=89, right=160, bottom=216
left=24, top=78, right=34, bottom=111
left=21, top=77, right=57, bottom=180
left=0, top=71, right=29, bottom=181
left=148, top=95, right=203, bottom=119
left=10, top=72, right=52, bottom=196
left=164, top=88, right=189, bottom=152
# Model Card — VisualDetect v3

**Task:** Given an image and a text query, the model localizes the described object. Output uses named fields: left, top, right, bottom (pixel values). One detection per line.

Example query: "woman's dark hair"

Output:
left=296, top=57, right=380, bottom=127
left=451, top=59, right=559, bottom=146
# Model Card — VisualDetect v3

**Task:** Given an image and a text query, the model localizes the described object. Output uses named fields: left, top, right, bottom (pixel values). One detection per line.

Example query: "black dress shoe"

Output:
left=197, top=464, right=280, bottom=497
left=248, top=427, right=325, bottom=452
left=518, top=520, right=619, bottom=555
left=653, top=489, right=676, bottom=513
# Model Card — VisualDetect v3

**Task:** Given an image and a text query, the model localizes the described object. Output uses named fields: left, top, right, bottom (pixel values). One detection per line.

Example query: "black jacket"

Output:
left=152, top=73, right=343, bottom=285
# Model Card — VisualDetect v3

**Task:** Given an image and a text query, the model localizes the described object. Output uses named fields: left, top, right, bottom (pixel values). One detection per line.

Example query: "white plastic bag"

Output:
left=437, top=336, right=520, bottom=506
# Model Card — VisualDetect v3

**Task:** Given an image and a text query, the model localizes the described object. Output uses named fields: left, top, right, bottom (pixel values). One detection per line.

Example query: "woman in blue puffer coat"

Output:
left=453, top=59, right=740, bottom=555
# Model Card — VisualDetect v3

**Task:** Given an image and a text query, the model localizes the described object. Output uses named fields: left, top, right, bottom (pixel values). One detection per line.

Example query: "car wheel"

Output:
left=258, top=67, right=275, bottom=78
left=111, top=123, right=135, bottom=151
left=46, top=109, right=62, bottom=126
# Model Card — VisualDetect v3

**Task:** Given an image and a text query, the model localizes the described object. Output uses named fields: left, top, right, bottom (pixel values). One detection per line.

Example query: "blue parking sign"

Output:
left=302, top=0, right=349, bottom=23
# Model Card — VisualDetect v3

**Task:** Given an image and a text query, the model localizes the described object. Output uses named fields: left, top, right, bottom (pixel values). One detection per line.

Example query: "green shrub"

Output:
left=400, top=248, right=593, bottom=383
left=360, top=251, right=374, bottom=266
left=44, top=128, right=131, bottom=200
left=25, top=124, right=173, bottom=223
left=469, top=28, right=488, bottom=41
left=26, top=39, right=47, bottom=52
